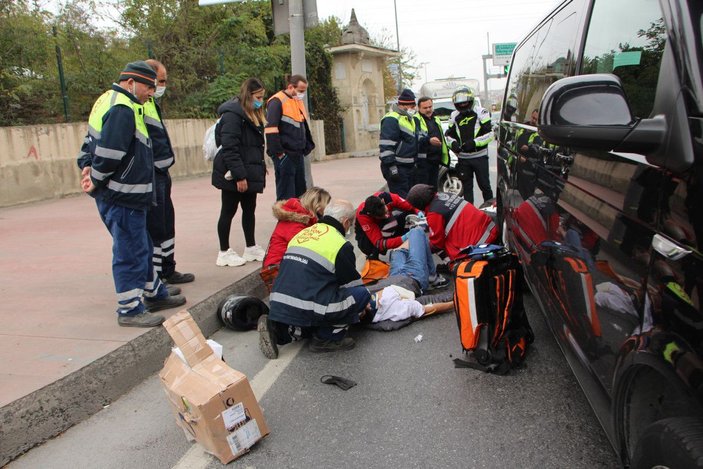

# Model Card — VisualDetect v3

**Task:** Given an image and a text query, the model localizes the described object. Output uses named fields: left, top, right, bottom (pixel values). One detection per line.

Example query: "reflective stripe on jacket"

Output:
left=446, top=107, right=493, bottom=160
left=143, top=98, right=174, bottom=173
left=264, top=90, right=314, bottom=157
left=416, top=114, right=449, bottom=166
left=379, top=110, right=420, bottom=166
left=269, top=216, right=365, bottom=326
left=425, top=192, right=497, bottom=260
left=85, top=85, right=154, bottom=210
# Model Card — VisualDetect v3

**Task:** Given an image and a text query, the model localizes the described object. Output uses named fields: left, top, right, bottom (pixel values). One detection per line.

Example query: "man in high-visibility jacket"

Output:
left=265, top=74, right=316, bottom=201
left=77, top=61, right=185, bottom=327
left=257, top=199, right=372, bottom=359
left=143, top=59, right=194, bottom=286
left=445, top=86, right=494, bottom=205
left=379, top=88, right=423, bottom=198
left=416, top=96, right=449, bottom=189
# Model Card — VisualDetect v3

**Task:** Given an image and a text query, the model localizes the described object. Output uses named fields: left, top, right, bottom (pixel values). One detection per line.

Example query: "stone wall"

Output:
left=0, top=119, right=326, bottom=207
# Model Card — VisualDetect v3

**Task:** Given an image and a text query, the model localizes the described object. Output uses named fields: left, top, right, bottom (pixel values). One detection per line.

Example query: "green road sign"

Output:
left=492, top=42, right=517, bottom=66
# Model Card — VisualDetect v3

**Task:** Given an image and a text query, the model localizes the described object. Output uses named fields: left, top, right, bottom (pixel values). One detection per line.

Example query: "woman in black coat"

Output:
left=212, top=77, right=267, bottom=267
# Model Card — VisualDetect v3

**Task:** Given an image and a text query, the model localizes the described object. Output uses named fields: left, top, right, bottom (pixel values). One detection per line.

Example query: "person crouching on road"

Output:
left=258, top=199, right=372, bottom=359
left=212, top=77, right=268, bottom=267
left=354, top=191, right=421, bottom=260
left=260, top=186, right=331, bottom=291
left=405, top=183, right=497, bottom=262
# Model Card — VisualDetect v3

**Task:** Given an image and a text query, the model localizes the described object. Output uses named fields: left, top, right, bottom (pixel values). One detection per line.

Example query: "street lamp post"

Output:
left=419, top=61, right=429, bottom=83
left=393, top=0, right=402, bottom=93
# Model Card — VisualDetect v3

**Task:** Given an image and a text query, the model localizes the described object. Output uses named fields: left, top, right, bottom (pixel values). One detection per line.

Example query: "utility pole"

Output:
left=394, top=0, right=402, bottom=93
left=53, top=26, right=69, bottom=122
left=288, top=0, right=313, bottom=187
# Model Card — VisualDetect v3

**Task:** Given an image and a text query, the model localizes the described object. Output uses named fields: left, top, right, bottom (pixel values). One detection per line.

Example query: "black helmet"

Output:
left=452, top=86, right=475, bottom=109
left=217, top=295, right=269, bottom=330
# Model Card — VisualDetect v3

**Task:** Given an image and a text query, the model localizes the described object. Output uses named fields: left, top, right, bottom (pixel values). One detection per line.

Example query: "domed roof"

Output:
left=341, top=9, right=370, bottom=45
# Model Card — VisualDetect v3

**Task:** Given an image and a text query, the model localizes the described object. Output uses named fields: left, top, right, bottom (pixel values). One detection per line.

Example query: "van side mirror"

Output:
left=538, top=74, right=666, bottom=153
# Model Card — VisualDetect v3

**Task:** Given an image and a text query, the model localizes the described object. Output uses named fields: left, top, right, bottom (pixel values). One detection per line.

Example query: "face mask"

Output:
left=406, top=109, right=417, bottom=117
left=154, top=86, right=166, bottom=98
left=296, top=92, right=306, bottom=100
left=253, top=100, right=263, bottom=109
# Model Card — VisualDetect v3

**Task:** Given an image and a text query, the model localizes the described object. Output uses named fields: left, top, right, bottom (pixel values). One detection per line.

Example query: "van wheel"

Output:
left=630, top=417, right=703, bottom=469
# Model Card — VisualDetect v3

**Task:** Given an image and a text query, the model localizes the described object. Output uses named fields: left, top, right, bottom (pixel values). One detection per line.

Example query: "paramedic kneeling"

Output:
left=258, top=199, right=372, bottom=359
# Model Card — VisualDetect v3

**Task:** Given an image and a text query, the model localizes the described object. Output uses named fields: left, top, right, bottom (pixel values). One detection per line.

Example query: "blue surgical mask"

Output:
left=253, top=100, right=263, bottom=109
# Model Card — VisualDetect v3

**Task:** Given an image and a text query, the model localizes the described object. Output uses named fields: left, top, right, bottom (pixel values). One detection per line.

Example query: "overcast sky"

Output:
left=317, top=0, right=561, bottom=93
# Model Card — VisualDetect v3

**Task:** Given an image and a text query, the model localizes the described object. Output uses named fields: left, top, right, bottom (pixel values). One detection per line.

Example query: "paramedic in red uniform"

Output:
left=405, top=183, right=497, bottom=261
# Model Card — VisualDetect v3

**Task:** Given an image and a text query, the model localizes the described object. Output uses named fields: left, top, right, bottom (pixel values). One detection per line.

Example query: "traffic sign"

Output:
left=492, top=42, right=517, bottom=67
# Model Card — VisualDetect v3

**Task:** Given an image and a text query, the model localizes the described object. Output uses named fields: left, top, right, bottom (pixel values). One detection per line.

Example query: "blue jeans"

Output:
left=96, top=199, right=168, bottom=316
left=389, top=227, right=437, bottom=292
left=272, top=153, right=307, bottom=201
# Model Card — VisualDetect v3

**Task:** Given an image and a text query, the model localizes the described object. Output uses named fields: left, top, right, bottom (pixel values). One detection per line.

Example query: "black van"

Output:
left=496, top=0, right=703, bottom=467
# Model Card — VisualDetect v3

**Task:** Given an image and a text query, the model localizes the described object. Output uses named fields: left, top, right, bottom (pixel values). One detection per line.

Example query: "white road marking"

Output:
left=171, top=342, right=303, bottom=469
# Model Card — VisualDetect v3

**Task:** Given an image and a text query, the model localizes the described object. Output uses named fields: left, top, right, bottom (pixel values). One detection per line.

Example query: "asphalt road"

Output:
left=11, top=291, right=618, bottom=469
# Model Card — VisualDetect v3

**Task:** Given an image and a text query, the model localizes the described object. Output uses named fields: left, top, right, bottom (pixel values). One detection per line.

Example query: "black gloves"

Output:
left=386, top=164, right=402, bottom=183
left=450, top=140, right=461, bottom=153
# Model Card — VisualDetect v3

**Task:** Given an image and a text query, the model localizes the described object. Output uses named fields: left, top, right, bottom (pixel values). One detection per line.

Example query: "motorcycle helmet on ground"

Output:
left=217, top=295, right=269, bottom=330
left=452, top=86, right=475, bottom=111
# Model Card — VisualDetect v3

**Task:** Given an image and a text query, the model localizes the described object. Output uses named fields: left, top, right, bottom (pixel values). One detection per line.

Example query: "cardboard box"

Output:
left=159, top=310, right=269, bottom=464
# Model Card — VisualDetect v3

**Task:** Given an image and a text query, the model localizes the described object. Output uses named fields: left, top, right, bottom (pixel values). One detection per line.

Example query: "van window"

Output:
left=581, top=0, right=665, bottom=118
left=505, top=2, right=581, bottom=124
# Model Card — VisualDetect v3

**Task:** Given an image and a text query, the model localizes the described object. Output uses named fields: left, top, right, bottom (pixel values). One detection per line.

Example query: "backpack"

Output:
left=452, top=244, right=534, bottom=374
left=202, top=118, right=221, bottom=161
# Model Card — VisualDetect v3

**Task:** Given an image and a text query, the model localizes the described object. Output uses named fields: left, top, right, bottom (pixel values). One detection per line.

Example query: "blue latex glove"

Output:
left=401, top=232, right=409, bottom=242
left=417, top=211, right=425, bottom=219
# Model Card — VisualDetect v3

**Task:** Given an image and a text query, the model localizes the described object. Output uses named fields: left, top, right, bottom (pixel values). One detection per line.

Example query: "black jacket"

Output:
left=212, top=99, right=266, bottom=193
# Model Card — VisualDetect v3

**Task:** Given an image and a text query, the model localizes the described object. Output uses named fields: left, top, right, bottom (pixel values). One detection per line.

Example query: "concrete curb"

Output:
left=0, top=271, right=268, bottom=465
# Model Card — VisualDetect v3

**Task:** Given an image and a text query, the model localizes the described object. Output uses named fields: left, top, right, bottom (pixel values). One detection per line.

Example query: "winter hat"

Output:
left=397, top=88, right=416, bottom=105
left=406, top=184, right=436, bottom=210
left=119, top=61, right=157, bottom=87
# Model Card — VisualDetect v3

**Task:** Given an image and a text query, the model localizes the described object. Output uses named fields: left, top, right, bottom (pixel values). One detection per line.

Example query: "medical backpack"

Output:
left=452, top=245, right=534, bottom=374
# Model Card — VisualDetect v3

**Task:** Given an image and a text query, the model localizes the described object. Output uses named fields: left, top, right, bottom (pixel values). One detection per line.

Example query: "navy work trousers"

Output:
left=147, top=171, right=176, bottom=279
left=96, top=199, right=168, bottom=316
left=272, top=153, right=306, bottom=201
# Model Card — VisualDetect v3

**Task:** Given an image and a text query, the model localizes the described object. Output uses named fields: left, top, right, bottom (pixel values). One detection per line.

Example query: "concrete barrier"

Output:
left=0, top=118, right=328, bottom=208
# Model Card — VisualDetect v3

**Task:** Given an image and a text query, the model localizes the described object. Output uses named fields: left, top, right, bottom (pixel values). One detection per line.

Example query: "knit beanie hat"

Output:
left=397, top=88, right=416, bottom=105
left=406, top=184, right=436, bottom=210
left=119, top=61, right=157, bottom=87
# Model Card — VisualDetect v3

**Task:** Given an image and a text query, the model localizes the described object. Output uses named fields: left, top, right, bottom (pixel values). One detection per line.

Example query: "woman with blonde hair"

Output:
left=212, top=77, right=268, bottom=267
left=260, top=186, right=331, bottom=290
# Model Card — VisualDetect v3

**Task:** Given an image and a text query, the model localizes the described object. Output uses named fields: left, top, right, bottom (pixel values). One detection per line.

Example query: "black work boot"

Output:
left=309, top=337, right=356, bottom=353
left=118, top=312, right=165, bottom=328
left=164, top=283, right=181, bottom=296
left=257, top=314, right=279, bottom=359
left=144, top=294, right=186, bottom=313
left=164, top=271, right=195, bottom=284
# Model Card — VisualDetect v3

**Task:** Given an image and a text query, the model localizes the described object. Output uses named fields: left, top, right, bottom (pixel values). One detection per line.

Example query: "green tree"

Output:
left=0, top=0, right=55, bottom=125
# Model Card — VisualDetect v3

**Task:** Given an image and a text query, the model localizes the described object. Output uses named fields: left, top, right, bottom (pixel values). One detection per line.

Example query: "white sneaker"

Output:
left=242, top=244, right=266, bottom=262
left=216, top=249, right=246, bottom=267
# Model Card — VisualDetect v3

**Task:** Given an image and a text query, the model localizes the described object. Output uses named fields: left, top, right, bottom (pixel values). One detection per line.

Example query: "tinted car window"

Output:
left=505, top=3, right=581, bottom=124
left=581, top=0, right=664, bottom=118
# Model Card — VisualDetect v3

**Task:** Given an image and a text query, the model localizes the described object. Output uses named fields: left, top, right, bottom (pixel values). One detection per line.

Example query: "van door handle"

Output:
left=652, top=234, right=691, bottom=261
